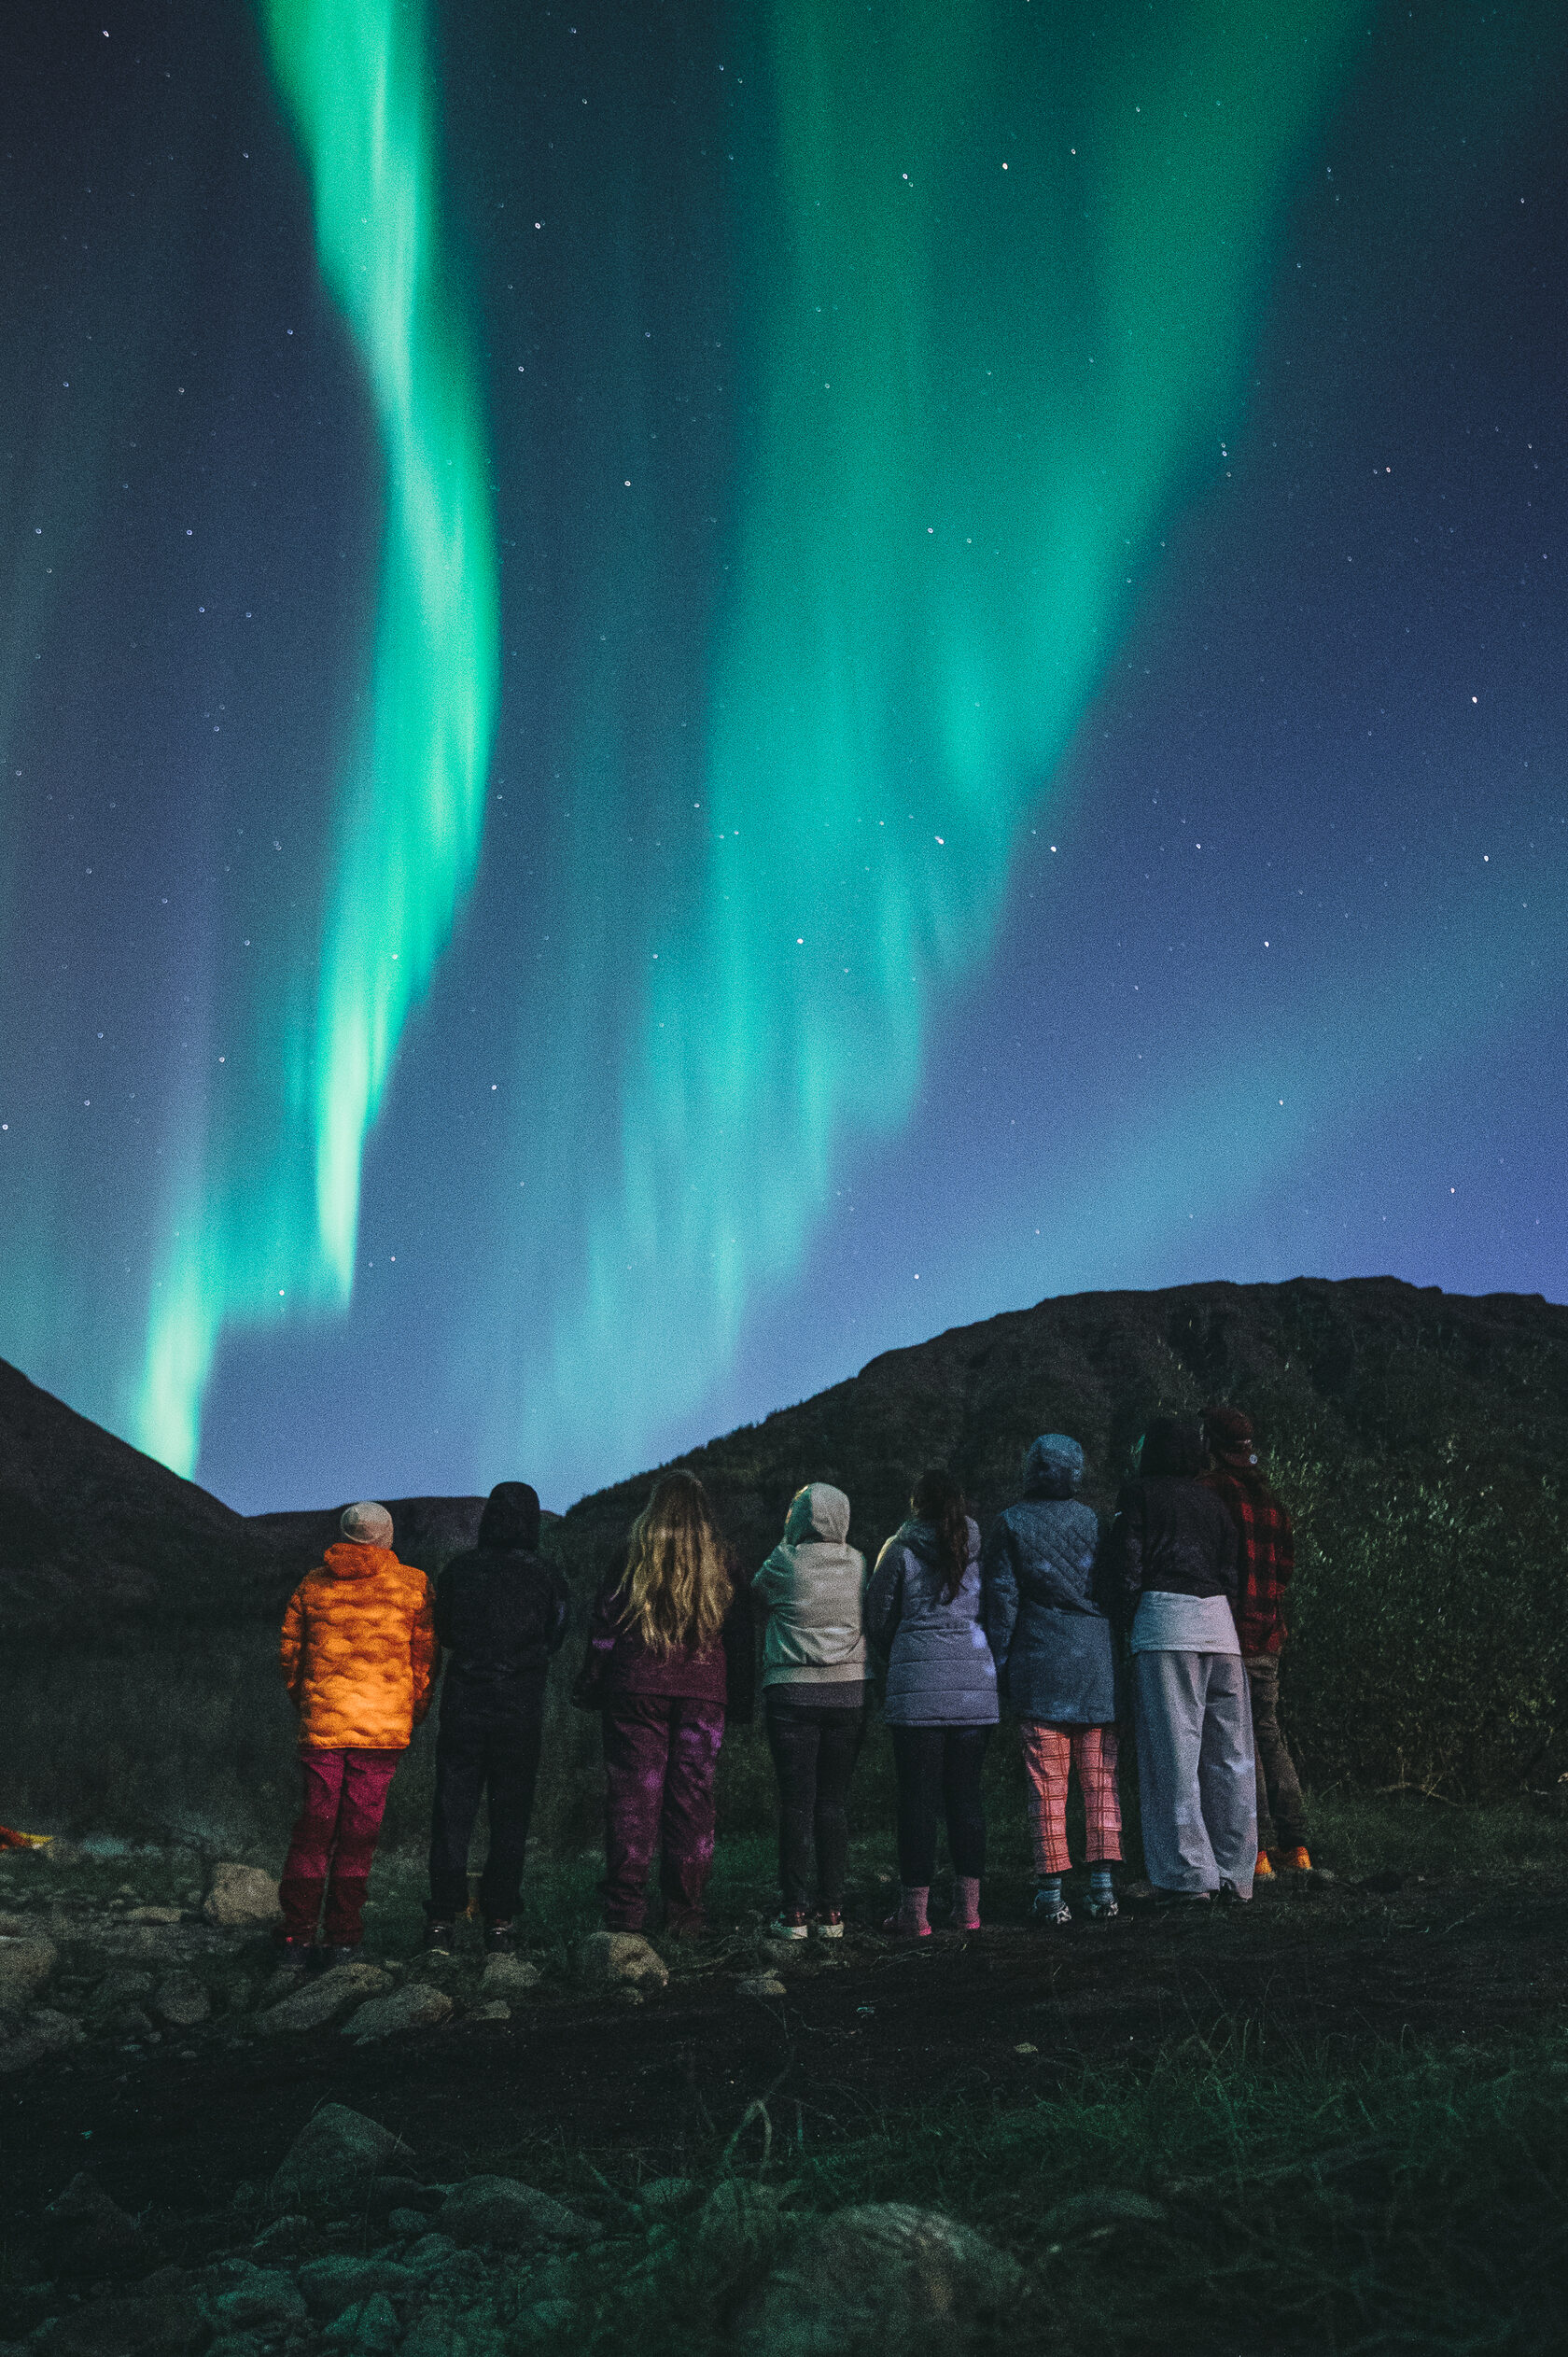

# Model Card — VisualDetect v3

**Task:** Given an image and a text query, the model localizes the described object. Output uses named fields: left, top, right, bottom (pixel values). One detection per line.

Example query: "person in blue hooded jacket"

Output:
left=983, top=1435, right=1122, bottom=1926
left=865, top=1468, right=999, bottom=1937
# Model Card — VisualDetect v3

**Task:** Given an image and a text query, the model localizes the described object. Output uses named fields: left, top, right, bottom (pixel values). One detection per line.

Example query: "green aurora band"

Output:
left=521, top=0, right=1363, bottom=1474
left=135, top=0, right=498, bottom=1471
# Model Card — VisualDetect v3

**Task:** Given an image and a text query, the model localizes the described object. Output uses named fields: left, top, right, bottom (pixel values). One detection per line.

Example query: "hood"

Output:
left=784, top=1482, right=851, bottom=1546
left=477, top=1480, right=541, bottom=1552
left=1024, top=1433, right=1084, bottom=1498
left=322, top=1542, right=399, bottom=1581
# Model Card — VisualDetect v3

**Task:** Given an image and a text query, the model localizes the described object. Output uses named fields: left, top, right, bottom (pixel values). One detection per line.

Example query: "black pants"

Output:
left=764, top=1695, right=866, bottom=1911
left=1243, top=1653, right=1309, bottom=1849
left=427, top=1702, right=544, bottom=1923
left=889, top=1724, right=991, bottom=1886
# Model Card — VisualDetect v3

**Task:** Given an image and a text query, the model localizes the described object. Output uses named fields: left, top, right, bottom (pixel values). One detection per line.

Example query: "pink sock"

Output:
left=899, top=1885, right=930, bottom=1933
left=952, top=1875, right=981, bottom=1929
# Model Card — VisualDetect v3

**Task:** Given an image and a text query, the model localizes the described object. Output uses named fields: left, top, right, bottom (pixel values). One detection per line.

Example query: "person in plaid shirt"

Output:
left=1201, top=1407, right=1311, bottom=1876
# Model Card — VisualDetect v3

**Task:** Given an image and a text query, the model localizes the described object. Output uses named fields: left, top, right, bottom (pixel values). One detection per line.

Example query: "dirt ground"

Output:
left=7, top=1865, right=1565, bottom=2239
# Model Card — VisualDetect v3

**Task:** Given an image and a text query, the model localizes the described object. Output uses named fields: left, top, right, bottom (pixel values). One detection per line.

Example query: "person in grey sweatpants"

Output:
left=1108, top=1418, right=1256, bottom=1901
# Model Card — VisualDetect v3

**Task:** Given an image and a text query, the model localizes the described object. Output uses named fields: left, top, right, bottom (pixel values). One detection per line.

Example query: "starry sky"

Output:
left=2, top=0, right=1565, bottom=1515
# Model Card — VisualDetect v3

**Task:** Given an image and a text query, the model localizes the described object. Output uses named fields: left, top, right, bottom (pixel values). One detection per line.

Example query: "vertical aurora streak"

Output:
left=525, top=0, right=1361, bottom=1473
left=135, top=0, right=497, bottom=1469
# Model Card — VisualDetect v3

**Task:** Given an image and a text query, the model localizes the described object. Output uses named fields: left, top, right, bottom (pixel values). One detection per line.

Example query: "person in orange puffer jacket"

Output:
left=276, top=1500, right=437, bottom=1967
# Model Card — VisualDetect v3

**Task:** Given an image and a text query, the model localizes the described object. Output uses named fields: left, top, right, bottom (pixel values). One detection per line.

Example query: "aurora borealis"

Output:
left=3, top=2, right=1565, bottom=1511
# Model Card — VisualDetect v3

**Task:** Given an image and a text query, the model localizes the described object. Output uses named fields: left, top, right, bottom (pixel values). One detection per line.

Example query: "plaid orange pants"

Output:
left=1019, top=1721, right=1123, bottom=1874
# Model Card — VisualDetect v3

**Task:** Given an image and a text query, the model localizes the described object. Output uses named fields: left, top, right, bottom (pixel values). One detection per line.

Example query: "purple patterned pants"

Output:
left=601, top=1696, right=725, bottom=1930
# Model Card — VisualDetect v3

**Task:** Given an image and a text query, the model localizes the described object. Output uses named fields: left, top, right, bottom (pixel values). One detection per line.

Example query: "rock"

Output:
left=30, top=2292, right=204, bottom=2355
left=737, top=1973, right=788, bottom=1999
left=1038, top=2189, right=1167, bottom=2239
left=251, top=2214, right=314, bottom=2259
left=270, top=2103, right=413, bottom=2214
left=575, top=1930, right=668, bottom=1990
left=203, top=1865, right=280, bottom=1928
left=28, top=2007, right=85, bottom=2053
left=698, top=2180, right=786, bottom=2263
left=758, top=1939, right=808, bottom=1970
left=637, top=2176, right=698, bottom=2214
left=344, top=1984, right=454, bottom=2042
left=0, top=1929, right=56, bottom=2005
left=366, top=2172, right=431, bottom=2215
left=735, top=2203, right=1027, bottom=2356
left=477, top=1952, right=539, bottom=2000
left=388, top=2208, right=430, bottom=2236
left=322, top=2292, right=399, bottom=2353
left=438, top=2175, right=602, bottom=2252
left=402, top=2233, right=458, bottom=2275
left=259, top=1961, right=388, bottom=2037
left=296, top=2256, right=415, bottom=2320
left=42, top=2173, right=142, bottom=2251
left=209, top=2268, right=309, bottom=2330
left=399, top=2308, right=508, bottom=2357
left=468, top=1999, right=510, bottom=2023
left=112, top=2006, right=156, bottom=2039
left=153, top=1973, right=210, bottom=2028
left=128, top=1906, right=185, bottom=1925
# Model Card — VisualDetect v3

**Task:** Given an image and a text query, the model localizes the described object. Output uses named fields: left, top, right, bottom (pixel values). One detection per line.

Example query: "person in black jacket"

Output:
left=426, top=1481, right=568, bottom=1952
left=1106, top=1418, right=1256, bottom=1904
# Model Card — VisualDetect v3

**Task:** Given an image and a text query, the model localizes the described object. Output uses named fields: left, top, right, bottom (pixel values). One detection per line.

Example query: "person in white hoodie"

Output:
left=751, top=1482, right=869, bottom=1939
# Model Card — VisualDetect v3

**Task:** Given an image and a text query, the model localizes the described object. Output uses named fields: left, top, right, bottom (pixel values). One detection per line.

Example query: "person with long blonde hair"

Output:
left=575, top=1468, right=752, bottom=1934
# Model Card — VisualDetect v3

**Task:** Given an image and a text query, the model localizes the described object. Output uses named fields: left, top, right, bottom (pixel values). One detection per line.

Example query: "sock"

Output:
left=898, top=1884, right=931, bottom=1933
left=1089, top=1865, right=1114, bottom=1900
left=953, top=1874, right=981, bottom=1927
left=1037, top=1874, right=1063, bottom=1909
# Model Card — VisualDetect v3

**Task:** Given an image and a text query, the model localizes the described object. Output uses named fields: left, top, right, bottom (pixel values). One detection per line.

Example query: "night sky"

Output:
left=3, top=1, right=1564, bottom=1515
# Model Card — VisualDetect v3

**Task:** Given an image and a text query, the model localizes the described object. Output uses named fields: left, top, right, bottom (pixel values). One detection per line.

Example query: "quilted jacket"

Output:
left=982, top=1435, right=1117, bottom=1727
left=280, top=1543, right=438, bottom=1749
left=865, top=1517, right=999, bottom=1727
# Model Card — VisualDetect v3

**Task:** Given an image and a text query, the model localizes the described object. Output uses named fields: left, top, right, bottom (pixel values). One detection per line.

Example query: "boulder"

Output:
left=343, top=1984, right=454, bottom=2043
left=207, top=2268, right=308, bottom=2331
left=438, top=2175, right=602, bottom=2252
left=296, top=2256, right=415, bottom=2320
left=39, top=2173, right=143, bottom=2260
left=259, top=1962, right=388, bottom=2037
left=574, top=1930, right=668, bottom=1991
left=154, top=1973, right=210, bottom=2028
left=270, top=2104, right=412, bottom=2214
left=467, top=1999, right=510, bottom=2023
left=30, top=2292, right=204, bottom=2355
left=399, top=2308, right=509, bottom=2357
left=0, top=2005, right=81, bottom=2073
left=127, top=1906, right=185, bottom=1925
left=0, top=1929, right=56, bottom=2005
left=736, top=1973, right=788, bottom=1999
left=203, top=1865, right=281, bottom=1928
left=477, top=1952, right=539, bottom=2000
left=735, top=2203, right=1026, bottom=2356
left=320, top=2292, right=399, bottom=2353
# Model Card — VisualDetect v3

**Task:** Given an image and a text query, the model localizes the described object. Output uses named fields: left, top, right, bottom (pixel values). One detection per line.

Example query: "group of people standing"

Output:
left=272, top=1407, right=1309, bottom=1968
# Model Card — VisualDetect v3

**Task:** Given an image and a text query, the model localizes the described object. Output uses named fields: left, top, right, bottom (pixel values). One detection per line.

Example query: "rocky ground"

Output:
left=3, top=1820, right=1567, bottom=2355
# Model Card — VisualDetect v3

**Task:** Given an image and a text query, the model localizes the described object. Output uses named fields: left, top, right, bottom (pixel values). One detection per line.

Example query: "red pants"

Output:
left=279, top=1747, right=400, bottom=1943
left=1019, top=1721, right=1122, bottom=1875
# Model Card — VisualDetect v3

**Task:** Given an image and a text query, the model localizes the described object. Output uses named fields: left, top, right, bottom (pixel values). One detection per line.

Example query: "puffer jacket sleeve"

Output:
left=279, top=1583, right=306, bottom=1710
left=863, top=1539, right=904, bottom=1657
left=409, top=1575, right=439, bottom=1724
left=980, top=1520, right=1020, bottom=1677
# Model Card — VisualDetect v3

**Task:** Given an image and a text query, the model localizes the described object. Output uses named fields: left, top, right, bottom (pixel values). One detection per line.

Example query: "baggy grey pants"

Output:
left=1132, top=1650, right=1256, bottom=1896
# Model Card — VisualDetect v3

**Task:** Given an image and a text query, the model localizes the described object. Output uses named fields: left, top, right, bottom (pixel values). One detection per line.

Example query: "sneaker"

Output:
left=1215, top=1880, right=1247, bottom=1905
left=482, top=1920, right=516, bottom=1956
left=1030, top=1887, right=1071, bottom=1928
left=423, top=1919, right=457, bottom=1955
left=1280, top=1845, right=1313, bottom=1873
left=277, top=1937, right=313, bottom=1975
left=1153, top=1887, right=1211, bottom=1906
left=881, top=1911, right=932, bottom=1940
left=1254, top=1849, right=1277, bottom=1880
left=315, top=1943, right=361, bottom=1970
left=1083, top=1893, right=1119, bottom=1921
left=770, top=1909, right=809, bottom=1940
left=810, top=1911, right=845, bottom=1940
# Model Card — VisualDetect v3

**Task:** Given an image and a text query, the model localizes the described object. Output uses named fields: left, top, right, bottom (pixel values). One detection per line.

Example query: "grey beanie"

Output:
left=341, top=1500, right=394, bottom=1546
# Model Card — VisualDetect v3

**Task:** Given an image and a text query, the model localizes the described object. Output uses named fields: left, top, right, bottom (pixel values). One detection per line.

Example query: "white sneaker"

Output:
left=769, top=1910, right=809, bottom=1940
left=1030, top=1887, right=1071, bottom=1927
left=810, top=1911, right=845, bottom=1939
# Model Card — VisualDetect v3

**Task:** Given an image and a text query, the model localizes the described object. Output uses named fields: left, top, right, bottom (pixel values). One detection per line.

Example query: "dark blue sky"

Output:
left=2, top=1, right=1563, bottom=1512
